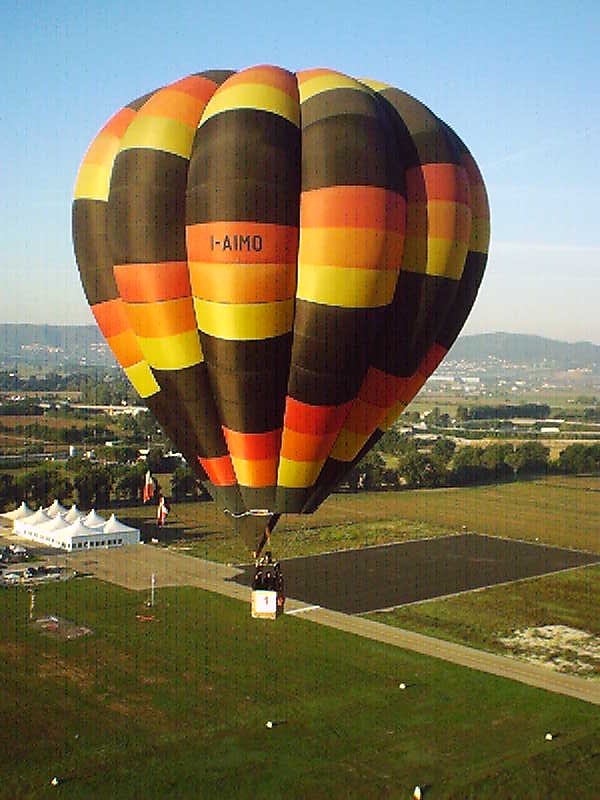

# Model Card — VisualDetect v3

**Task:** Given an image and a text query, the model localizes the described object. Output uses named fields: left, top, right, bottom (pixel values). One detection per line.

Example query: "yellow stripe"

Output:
left=137, top=330, right=203, bottom=370
left=296, top=264, right=399, bottom=308
left=298, top=228, right=404, bottom=269
left=329, top=428, right=370, bottom=462
left=277, top=457, right=324, bottom=488
left=357, top=78, right=391, bottom=92
left=119, top=116, right=195, bottom=159
left=380, top=401, right=408, bottom=431
left=402, top=237, right=469, bottom=279
left=406, top=202, right=471, bottom=243
left=469, top=218, right=491, bottom=253
left=73, top=163, right=112, bottom=201
left=124, top=361, right=160, bottom=398
left=199, top=84, right=300, bottom=127
left=193, top=298, right=294, bottom=340
left=299, top=73, right=369, bottom=103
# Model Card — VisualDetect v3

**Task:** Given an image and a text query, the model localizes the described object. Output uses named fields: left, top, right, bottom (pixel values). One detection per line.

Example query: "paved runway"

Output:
left=231, top=533, right=600, bottom=613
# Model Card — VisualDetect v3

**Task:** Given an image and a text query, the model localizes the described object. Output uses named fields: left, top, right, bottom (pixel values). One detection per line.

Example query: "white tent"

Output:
left=64, top=504, right=81, bottom=523
left=1, top=501, right=32, bottom=521
left=45, top=499, right=68, bottom=518
left=8, top=499, right=140, bottom=550
left=103, top=514, right=140, bottom=535
left=35, top=515, right=71, bottom=533
left=83, top=509, right=107, bottom=528
left=15, top=507, right=51, bottom=535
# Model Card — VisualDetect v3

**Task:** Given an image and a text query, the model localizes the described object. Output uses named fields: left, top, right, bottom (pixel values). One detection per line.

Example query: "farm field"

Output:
left=2, top=578, right=600, bottom=799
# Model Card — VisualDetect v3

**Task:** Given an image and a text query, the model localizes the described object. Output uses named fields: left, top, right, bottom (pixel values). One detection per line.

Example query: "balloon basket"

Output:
left=251, top=590, right=285, bottom=620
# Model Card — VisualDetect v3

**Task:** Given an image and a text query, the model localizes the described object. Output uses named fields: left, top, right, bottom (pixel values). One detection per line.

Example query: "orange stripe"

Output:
left=406, top=201, right=472, bottom=242
left=187, top=222, right=298, bottom=264
left=124, top=298, right=197, bottom=338
left=81, top=132, right=120, bottom=168
left=198, top=455, right=237, bottom=486
left=169, top=75, right=220, bottom=102
left=219, top=66, right=298, bottom=100
left=342, top=399, right=386, bottom=435
left=301, top=186, right=405, bottom=231
left=222, top=428, right=282, bottom=460
left=101, top=107, right=137, bottom=138
left=137, top=88, right=208, bottom=128
left=279, top=428, right=338, bottom=461
left=91, top=298, right=130, bottom=338
left=114, top=262, right=191, bottom=303
left=106, top=329, right=145, bottom=368
left=406, top=164, right=470, bottom=204
left=283, top=398, right=351, bottom=435
left=189, top=261, right=296, bottom=303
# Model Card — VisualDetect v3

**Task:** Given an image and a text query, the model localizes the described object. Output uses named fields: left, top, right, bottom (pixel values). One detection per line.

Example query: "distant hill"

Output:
left=447, top=333, right=600, bottom=368
left=0, top=323, right=115, bottom=368
left=1, top=324, right=599, bottom=371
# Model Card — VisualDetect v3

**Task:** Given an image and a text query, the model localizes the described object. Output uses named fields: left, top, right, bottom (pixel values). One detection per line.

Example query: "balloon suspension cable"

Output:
left=224, top=509, right=272, bottom=519
left=253, top=513, right=281, bottom=562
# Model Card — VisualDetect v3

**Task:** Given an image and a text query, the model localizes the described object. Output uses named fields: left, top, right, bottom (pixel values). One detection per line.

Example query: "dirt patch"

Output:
left=0, top=641, right=26, bottom=660
left=38, top=655, right=93, bottom=689
left=33, top=615, right=93, bottom=640
left=498, top=625, right=600, bottom=676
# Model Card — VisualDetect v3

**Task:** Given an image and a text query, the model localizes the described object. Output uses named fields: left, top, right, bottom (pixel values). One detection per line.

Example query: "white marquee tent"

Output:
left=1, top=500, right=140, bottom=550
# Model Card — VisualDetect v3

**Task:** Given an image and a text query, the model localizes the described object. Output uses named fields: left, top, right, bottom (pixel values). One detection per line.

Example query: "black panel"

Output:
left=201, top=333, right=293, bottom=375
left=187, top=109, right=301, bottom=225
left=109, top=149, right=189, bottom=263
left=379, top=88, right=461, bottom=166
left=371, top=273, right=458, bottom=377
left=437, top=253, right=487, bottom=351
left=195, top=70, right=236, bottom=86
left=72, top=199, right=118, bottom=305
left=152, top=364, right=229, bottom=457
left=206, top=365, right=288, bottom=432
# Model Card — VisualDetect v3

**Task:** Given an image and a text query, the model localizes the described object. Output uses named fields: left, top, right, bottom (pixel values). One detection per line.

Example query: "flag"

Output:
left=157, top=495, right=170, bottom=527
left=143, top=470, right=155, bottom=503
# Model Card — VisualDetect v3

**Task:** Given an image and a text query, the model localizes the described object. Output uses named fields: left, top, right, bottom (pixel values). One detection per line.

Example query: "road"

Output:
left=55, top=543, right=600, bottom=707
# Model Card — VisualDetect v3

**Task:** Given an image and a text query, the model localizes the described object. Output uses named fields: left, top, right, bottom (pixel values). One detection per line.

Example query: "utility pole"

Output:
left=150, top=572, right=156, bottom=607
left=29, top=588, right=36, bottom=621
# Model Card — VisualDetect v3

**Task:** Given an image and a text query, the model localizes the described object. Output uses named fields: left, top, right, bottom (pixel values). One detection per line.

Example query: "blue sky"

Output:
left=2, top=0, right=599, bottom=342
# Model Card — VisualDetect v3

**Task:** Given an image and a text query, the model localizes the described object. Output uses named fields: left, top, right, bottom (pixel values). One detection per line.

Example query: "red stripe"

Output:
left=91, top=298, right=130, bottom=338
left=221, top=428, right=282, bottom=460
left=421, top=343, right=448, bottom=378
left=198, top=455, right=237, bottom=486
left=406, top=164, right=470, bottom=204
left=283, top=398, right=351, bottom=435
left=358, top=368, right=412, bottom=407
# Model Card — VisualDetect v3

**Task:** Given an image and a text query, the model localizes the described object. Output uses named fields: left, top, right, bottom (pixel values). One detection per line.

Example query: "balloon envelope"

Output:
left=72, top=65, right=489, bottom=537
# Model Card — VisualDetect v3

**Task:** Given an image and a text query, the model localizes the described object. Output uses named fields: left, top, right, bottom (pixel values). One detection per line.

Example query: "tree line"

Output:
left=354, top=436, right=600, bottom=491
left=0, top=461, right=207, bottom=512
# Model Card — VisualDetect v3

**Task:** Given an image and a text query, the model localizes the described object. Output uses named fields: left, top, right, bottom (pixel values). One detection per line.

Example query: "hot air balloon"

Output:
left=72, top=65, right=490, bottom=555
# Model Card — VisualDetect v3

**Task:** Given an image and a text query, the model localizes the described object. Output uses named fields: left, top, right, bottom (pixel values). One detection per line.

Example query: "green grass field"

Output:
left=2, top=578, right=600, bottom=799
left=116, top=476, right=600, bottom=564
left=114, top=477, right=600, bottom=678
